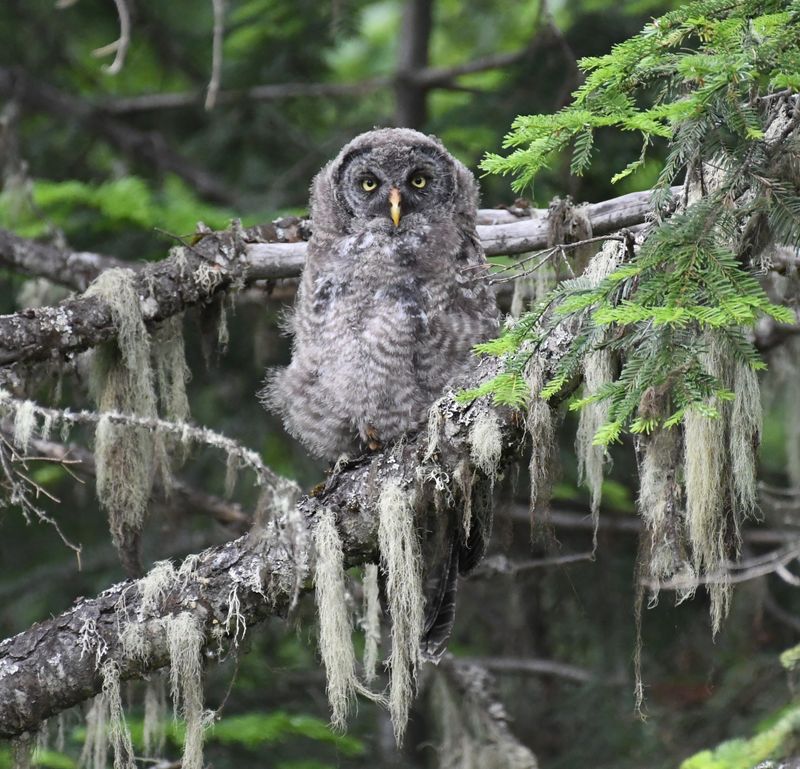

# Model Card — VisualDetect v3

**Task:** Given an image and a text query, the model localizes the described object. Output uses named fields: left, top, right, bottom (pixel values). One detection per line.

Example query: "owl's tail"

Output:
left=420, top=476, right=494, bottom=662
left=420, top=535, right=460, bottom=662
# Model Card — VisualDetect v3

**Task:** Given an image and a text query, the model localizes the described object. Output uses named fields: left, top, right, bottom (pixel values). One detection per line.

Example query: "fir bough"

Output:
left=472, top=0, right=798, bottom=443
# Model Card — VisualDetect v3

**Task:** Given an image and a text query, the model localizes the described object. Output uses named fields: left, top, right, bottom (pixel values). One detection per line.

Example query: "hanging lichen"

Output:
left=152, top=313, right=191, bottom=424
left=10, top=733, right=33, bottom=769
left=86, top=269, right=159, bottom=552
left=361, top=563, right=382, bottom=684
left=638, top=429, right=687, bottom=594
left=313, top=508, right=374, bottom=731
left=80, top=695, right=109, bottom=769
left=575, top=239, right=625, bottom=544
left=377, top=480, right=424, bottom=744
left=469, top=410, right=503, bottom=482
left=683, top=332, right=762, bottom=633
left=785, top=340, right=800, bottom=488
left=142, top=676, right=168, bottom=757
left=729, top=358, right=761, bottom=520
left=525, top=361, right=556, bottom=521
left=575, top=345, right=613, bottom=546
left=100, top=660, right=135, bottom=769
left=431, top=666, right=538, bottom=769
left=85, top=269, right=192, bottom=557
left=684, top=405, right=728, bottom=632
left=138, top=560, right=178, bottom=618
left=163, top=612, right=208, bottom=769
left=12, top=399, right=36, bottom=453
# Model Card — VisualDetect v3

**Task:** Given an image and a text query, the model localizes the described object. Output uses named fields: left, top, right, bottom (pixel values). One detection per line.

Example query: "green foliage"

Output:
left=96, top=709, right=363, bottom=760
left=680, top=702, right=800, bottom=769
left=0, top=748, right=76, bottom=769
left=0, top=175, right=239, bottom=247
left=484, top=1, right=800, bottom=195
left=208, top=712, right=364, bottom=756
left=474, top=0, right=799, bottom=443
left=780, top=643, right=800, bottom=670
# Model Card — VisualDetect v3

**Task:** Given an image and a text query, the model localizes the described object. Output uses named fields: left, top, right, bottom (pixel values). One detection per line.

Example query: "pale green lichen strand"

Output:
left=361, top=563, right=382, bottom=684
left=313, top=508, right=364, bottom=731
left=378, top=480, right=424, bottom=744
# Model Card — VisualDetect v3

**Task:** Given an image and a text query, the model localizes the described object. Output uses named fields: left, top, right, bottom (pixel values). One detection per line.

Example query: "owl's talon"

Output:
left=366, top=425, right=382, bottom=452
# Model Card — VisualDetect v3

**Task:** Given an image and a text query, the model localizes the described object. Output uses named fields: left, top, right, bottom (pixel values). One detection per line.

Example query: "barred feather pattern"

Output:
left=264, top=129, right=498, bottom=459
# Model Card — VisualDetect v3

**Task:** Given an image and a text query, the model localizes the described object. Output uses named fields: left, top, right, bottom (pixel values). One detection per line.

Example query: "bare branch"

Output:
left=458, top=656, right=602, bottom=685
left=101, top=78, right=392, bottom=114
left=2, top=429, right=252, bottom=533
left=469, top=551, right=593, bottom=578
left=205, top=0, right=225, bottom=110
left=0, top=67, right=237, bottom=205
left=0, top=229, right=128, bottom=292
left=645, top=541, right=800, bottom=591
left=100, top=41, right=539, bottom=115
left=0, top=187, right=673, bottom=366
left=92, top=0, right=131, bottom=75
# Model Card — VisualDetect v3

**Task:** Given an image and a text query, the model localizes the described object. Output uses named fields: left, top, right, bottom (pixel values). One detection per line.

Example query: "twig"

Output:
left=645, top=541, right=800, bottom=590
left=485, top=235, right=624, bottom=285
left=469, top=551, right=593, bottom=578
left=205, top=0, right=225, bottom=110
left=0, top=427, right=251, bottom=531
left=0, top=434, right=82, bottom=561
left=92, top=0, right=131, bottom=75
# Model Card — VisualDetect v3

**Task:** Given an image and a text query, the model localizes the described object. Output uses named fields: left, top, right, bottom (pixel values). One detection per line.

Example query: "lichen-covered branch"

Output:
left=0, top=188, right=671, bottom=366
left=0, top=313, right=582, bottom=738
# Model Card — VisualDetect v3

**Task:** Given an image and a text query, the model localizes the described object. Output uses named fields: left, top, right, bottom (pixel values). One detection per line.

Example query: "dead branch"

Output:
left=457, top=656, right=602, bottom=685
left=0, top=187, right=670, bottom=366
left=99, top=45, right=537, bottom=115
left=205, top=0, right=225, bottom=110
left=3, top=429, right=251, bottom=532
left=0, top=229, right=129, bottom=293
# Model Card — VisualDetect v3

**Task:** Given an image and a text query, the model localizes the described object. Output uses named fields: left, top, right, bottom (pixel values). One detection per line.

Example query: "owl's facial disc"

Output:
left=334, top=143, right=454, bottom=230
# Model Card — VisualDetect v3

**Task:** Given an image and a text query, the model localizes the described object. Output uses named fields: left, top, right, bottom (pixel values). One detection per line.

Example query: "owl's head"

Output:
left=311, top=128, right=479, bottom=235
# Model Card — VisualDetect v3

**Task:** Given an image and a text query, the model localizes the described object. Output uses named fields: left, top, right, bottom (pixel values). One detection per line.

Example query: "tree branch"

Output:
left=0, top=250, right=590, bottom=738
left=0, top=67, right=237, bottom=206
left=458, top=656, right=602, bottom=685
left=2, top=429, right=251, bottom=532
left=98, top=43, right=538, bottom=116
left=0, top=229, right=128, bottom=293
left=0, top=188, right=671, bottom=366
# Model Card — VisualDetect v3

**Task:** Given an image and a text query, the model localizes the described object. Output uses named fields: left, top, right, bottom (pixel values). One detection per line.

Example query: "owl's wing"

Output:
left=419, top=233, right=499, bottom=661
left=420, top=469, right=495, bottom=662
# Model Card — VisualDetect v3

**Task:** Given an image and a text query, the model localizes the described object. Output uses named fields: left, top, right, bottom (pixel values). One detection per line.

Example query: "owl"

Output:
left=263, top=128, right=499, bottom=459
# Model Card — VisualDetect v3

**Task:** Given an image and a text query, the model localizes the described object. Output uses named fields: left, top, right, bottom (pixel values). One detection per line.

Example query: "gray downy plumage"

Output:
left=262, top=127, right=499, bottom=663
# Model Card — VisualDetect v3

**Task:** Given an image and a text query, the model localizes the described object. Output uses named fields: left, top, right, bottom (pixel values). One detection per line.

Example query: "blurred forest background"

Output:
left=1, top=1, right=800, bottom=768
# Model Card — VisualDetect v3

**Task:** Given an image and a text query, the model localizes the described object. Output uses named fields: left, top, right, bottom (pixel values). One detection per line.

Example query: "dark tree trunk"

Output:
left=394, top=0, right=433, bottom=128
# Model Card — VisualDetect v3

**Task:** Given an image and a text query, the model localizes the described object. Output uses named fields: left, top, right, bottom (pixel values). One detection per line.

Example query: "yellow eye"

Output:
left=411, top=175, right=427, bottom=189
left=361, top=177, right=378, bottom=192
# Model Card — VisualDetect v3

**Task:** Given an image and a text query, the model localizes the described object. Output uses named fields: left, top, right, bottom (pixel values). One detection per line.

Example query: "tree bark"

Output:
left=394, top=0, right=434, bottom=127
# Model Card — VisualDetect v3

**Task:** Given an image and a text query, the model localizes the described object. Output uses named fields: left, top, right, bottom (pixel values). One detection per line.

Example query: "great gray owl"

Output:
left=263, top=128, right=499, bottom=660
left=264, top=127, right=499, bottom=458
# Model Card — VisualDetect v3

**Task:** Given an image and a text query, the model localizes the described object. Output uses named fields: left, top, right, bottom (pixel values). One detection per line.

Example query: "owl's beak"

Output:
left=388, top=187, right=402, bottom=227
